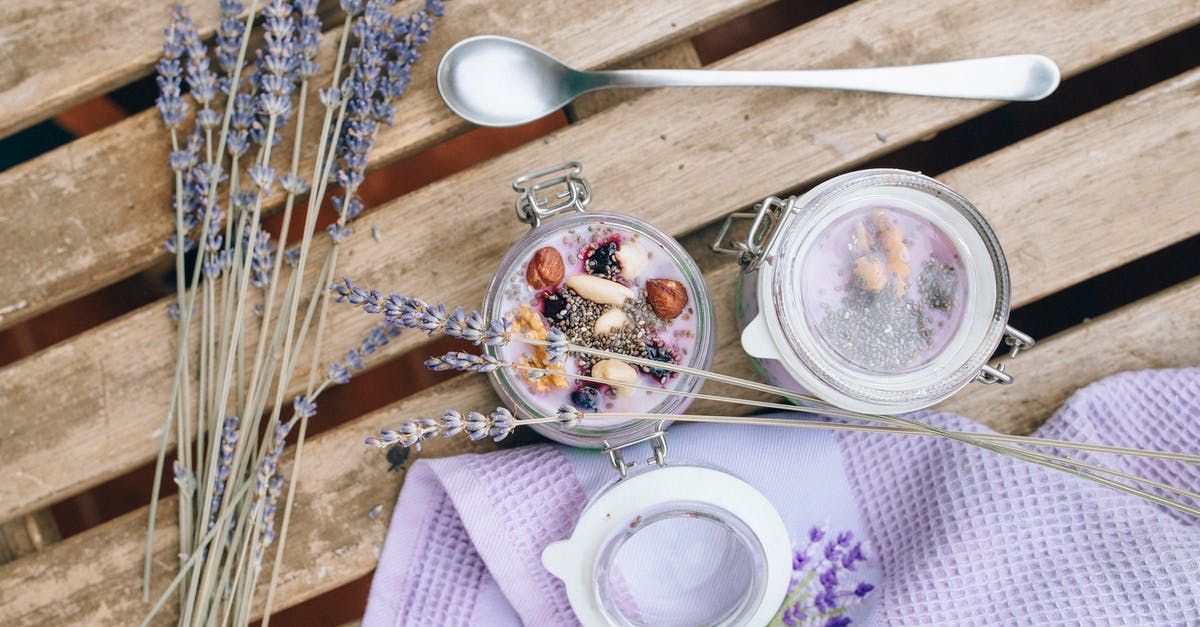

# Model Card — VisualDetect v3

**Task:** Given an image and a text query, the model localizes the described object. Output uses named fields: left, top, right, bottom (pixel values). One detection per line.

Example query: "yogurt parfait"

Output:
left=727, top=169, right=1029, bottom=415
left=485, top=212, right=715, bottom=447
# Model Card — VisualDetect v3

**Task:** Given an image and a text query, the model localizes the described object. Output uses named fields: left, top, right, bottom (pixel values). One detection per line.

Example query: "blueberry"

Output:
left=642, top=344, right=676, bottom=381
left=570, top=386, right=601, bottom=411
left=540, top=289, right=569, bottom=322
left=585, top=241, right=620, bottom=278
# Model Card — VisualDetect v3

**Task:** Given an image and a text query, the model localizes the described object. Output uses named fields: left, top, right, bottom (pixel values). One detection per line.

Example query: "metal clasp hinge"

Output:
left=711, top=196, right=796, bottom=272
left=602, top=428, right=668, bottom=480
left=513, top=162, right=592, bottom=229
left=976, top=325, right=1036, bottom=385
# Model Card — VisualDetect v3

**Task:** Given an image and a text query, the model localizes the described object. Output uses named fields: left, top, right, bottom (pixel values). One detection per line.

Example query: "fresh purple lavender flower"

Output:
left=772, top=526, right=873, bottom=627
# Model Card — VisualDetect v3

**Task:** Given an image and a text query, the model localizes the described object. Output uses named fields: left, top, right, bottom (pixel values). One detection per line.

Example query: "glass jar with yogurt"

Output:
left=484, top=163, right=717, bottom=448
left=713, top=169, right=1033, bottom=415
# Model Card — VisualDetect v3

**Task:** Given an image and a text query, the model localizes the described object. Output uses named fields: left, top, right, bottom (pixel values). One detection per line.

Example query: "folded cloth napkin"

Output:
left=364, top=369, right=1200, bottom=626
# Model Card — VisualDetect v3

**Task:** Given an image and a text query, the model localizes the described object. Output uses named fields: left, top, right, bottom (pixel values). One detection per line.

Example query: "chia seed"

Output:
left=820, top=285, right=933, bottom=372
left=919, top=258, right=959, bottom=311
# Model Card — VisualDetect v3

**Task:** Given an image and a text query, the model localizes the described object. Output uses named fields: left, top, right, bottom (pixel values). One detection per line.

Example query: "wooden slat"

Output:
left=0, top=0, right=770, bottom=331
left=0, top=511, right=59, bottom=563
left=0, top=0, right=217, bottom=139
left=3, top=270, right=1197, bottom=626
left=566, top=40, right=704, bottom=119
left=2, top=0, right=1197, bottom=524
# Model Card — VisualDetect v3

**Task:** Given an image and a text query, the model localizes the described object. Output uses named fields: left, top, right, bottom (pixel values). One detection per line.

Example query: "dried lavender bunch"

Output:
left=144, top=2, right=446, bottom=625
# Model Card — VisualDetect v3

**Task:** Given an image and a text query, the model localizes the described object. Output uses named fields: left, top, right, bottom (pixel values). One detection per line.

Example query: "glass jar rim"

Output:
left=541, top=464, right=792, bottom=627
left=484, top=211, right=717, bottom=447
left=759, top=169, right=1011, bottom=412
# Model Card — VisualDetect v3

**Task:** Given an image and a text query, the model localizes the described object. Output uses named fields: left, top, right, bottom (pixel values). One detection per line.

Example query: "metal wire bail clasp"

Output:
left=513, top=162, right=592, bottom=228
left=976, top=325, right=1036, bottom=385
left=602, top=427, right=668, bottom=480
left=711, top=196, right=797, bottom=271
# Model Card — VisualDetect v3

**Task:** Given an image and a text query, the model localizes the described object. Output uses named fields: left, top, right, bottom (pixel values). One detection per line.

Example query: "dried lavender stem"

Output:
left=586, top=412, right=1200, bottom=505
left=505, top=362, right=1200, bottom=464
left=141, top=479, right=254, bottom=627
left=156, top=8, right=262, bottom=558
left=190, top=118, right=281, bottom=626
left=512, top=338, right=1200, bottom=465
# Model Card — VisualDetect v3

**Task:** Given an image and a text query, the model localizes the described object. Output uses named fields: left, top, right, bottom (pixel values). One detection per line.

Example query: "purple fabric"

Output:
left=364, top=369, right=1200, bottom=625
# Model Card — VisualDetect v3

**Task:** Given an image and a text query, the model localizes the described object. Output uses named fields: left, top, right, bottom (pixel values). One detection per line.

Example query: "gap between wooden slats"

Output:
left=0, top=0, right=773, bottom=331
left=1, top=0, right=1197, bottom=525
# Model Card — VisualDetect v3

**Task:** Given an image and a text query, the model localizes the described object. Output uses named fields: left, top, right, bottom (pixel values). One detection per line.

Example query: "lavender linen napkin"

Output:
left=363, top=369, right=1200, bottom=626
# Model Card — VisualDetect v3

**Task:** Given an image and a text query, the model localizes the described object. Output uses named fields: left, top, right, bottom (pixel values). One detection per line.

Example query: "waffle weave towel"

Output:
left=364, top=369, right=1200, bottom=625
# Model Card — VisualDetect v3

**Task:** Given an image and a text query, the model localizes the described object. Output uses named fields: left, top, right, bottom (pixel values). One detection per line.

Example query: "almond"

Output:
left=591, top=358, right=638, bottom=393
left=593, top=308, right=628, bottom=335
left=565, top=274, right=634, bottom=306
left=645, top=278, right=688, bottom=320
left=526, top=247, right=565, bottom=290
left=614, top=242, right=647, bottom=280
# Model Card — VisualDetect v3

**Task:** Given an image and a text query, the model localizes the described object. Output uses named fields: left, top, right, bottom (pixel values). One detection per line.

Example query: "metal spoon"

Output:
left=437, top=35, right=1061, bottom=127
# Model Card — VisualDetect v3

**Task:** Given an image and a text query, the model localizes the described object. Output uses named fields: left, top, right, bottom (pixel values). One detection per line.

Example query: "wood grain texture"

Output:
left=0, top=0, right=770, bottom=330
left=0, top=510, right=59, bottom=563
left=1, top=0, right=1197, bottom=524
left=0, top=1, right=350, bottom=140
left=0, top=0, right=216, bottom=139
left=2, top=270, right=1196, bottom=625
left=566, top=40, right=704, bottom=119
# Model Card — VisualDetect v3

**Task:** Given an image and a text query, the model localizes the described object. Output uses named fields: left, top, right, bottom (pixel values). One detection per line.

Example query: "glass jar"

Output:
left=484, top=163, right=717, bottom=448
left=542, top=434, right=792, bottom=627
left=489, top=165, right=791, bottom=625
left=713, top=169, right=1034, bottom=415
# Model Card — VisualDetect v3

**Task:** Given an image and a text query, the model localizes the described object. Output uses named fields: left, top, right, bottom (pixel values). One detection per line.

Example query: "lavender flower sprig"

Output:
left=365, top=405, right=579, bottom=451
left=770, top=525, right=873, bottom=627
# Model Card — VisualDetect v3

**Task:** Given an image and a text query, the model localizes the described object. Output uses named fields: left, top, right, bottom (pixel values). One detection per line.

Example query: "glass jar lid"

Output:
left=542, top=464, right=792, bottom=626
left=758, top=169, right=1011, bottom=413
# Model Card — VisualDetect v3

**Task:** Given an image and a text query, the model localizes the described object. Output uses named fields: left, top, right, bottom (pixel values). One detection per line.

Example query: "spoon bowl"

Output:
left=438, top=36, right=579, bottom=127
left=437, top=35, right=1061, bottom=127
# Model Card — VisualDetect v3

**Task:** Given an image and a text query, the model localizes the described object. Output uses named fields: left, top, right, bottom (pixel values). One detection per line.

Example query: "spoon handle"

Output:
left=582, top=54, right=1060, bottom=102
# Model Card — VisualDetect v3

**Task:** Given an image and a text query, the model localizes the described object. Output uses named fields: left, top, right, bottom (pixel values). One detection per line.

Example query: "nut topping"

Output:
left=593, top=308, right=628, bottom=336
left=526, top=247, right=565, bottom=290
left=565, top=274, right=634, bottom=306
left=645, top=278, right=688, bottom=320
left=614, top=242, right=647, bottom=280
left=591, top=358, right=639, bottom=394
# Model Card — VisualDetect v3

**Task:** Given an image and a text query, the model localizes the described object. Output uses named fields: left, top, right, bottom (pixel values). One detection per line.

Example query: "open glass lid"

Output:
left=753, top=169, right=1012, bottom=413
left=542, top=435, right=792, bottom=627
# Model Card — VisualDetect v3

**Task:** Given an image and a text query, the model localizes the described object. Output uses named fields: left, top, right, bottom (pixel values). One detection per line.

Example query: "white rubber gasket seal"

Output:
left=542, top=465, right=791, bottom=626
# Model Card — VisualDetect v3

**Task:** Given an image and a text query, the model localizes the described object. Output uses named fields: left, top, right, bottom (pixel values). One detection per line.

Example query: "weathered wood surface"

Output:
left=0, top=1, right=350, bottom=140
left=0, top=0, right=221, bottom=140
left=0, top=0, right=771, bottom=330
left=3, top=266, right=1196, bottom=626
left=2, top=0, right=1198, bottom=523
left=566, top=40, right=704, bottom=119
left=0, top=510, right=59, bottom=563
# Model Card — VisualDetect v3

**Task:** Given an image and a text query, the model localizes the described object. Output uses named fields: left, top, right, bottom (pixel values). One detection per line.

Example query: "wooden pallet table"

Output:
left=0, top=0, right=1197, bottom=623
